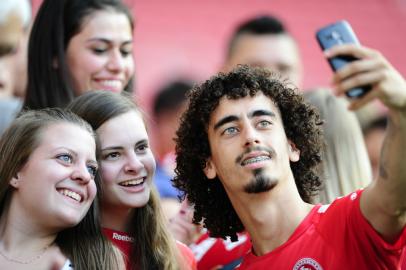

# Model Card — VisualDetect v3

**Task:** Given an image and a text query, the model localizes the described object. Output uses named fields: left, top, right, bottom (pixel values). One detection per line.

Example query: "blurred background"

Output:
left=32, top=0, right=406, bottom=113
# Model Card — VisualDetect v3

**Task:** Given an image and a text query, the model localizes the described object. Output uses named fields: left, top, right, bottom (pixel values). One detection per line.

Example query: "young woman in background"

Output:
left=25, top=0, right=135, bottom=109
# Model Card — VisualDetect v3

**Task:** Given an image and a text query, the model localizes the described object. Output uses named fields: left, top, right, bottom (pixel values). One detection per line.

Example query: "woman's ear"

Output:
left=9, top=174, right=20, bottom=188
left=203, top=158, right=217, bottom=180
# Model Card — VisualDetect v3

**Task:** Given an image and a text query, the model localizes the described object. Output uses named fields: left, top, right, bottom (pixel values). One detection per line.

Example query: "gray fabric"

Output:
left=0, top=98, right=21, bottom=136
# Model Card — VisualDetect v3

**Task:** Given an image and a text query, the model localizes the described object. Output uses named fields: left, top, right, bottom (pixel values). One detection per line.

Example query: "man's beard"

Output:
left=244, top=168, right=277, bottom=194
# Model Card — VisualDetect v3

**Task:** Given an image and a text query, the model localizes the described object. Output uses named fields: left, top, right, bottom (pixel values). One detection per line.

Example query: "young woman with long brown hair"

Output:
left=68, top=91, right=196, bottom=270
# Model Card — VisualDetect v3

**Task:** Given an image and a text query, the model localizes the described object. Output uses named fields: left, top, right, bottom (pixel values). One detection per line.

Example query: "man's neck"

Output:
left=227, top=177, right=313, bottom=256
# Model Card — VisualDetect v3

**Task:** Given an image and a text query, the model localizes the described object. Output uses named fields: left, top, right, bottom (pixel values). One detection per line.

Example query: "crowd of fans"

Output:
left=0, top=0, right=404, bottom=269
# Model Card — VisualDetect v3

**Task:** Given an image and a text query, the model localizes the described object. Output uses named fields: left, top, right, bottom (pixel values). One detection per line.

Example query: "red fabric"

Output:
left=238, top=190, right=406, bottom=269
left=177, top=241, right=198, bottom=270
left=103, top=228, right=197, bottom=270
left=403, top=257, right=406, bottom=270
left=190, top=231, right=251, bottom=270
left=103, top=228, right=133, bottom=268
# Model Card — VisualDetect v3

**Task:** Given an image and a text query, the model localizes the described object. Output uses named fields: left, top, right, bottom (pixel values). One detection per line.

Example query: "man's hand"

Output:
left=325, top=44, right=406, bottom=112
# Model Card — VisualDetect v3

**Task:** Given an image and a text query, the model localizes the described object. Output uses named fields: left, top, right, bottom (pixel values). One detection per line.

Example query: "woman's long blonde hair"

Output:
left=305, top=89, right=372, bottom=203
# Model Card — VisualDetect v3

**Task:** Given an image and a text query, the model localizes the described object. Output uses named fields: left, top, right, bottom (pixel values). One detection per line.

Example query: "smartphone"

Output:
left=316, top=20, right=371, bottom=98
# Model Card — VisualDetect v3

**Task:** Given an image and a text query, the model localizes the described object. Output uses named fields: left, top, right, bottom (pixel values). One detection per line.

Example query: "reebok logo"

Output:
left=112, top=232, right=134, bottom=242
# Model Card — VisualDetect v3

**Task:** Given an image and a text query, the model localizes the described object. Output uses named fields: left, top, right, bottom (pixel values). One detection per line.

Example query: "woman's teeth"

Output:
left=58, top=189, right=81, bottom=202
left=119, top=178, right=144, bottom=186
left=99, top=80, right=122, bottom=89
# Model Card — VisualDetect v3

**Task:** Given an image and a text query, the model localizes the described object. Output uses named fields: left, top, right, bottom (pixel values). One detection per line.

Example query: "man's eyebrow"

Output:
left=213, top=115, right=239, bottom=131
left=248, top=110, right=275, bottom=118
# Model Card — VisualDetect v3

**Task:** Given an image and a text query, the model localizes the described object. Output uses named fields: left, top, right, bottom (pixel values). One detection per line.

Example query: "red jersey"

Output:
left=190, top=231, right=251, bottom=270
left=238, top=190, right=406, bottom=270
left=103, top=228, right=197, bottom=270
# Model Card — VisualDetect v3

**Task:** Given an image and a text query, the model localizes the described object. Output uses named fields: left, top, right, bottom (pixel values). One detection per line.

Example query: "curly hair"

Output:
left=173, top=65, right=323, bottom=241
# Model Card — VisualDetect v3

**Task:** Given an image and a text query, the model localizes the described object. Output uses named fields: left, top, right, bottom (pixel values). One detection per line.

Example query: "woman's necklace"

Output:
left=0, top=244, right=51, bottom=264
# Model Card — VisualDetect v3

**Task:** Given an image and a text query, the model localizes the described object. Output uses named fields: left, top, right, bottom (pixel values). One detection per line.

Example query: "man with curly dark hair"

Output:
left=171, top=15, right=305, bottom=270
left=173, top=43, right=406, bottom=268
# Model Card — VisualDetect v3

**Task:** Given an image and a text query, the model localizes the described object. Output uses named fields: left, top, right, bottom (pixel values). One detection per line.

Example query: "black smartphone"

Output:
left=316, top=20, right=371, bottom=98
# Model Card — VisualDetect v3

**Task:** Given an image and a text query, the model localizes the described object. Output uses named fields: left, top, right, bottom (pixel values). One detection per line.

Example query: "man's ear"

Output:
left=288, top=141, right=300, bottom=162
left=9, top=173, right=21, bottom=189
left=203, top=158, right=217, bottom=179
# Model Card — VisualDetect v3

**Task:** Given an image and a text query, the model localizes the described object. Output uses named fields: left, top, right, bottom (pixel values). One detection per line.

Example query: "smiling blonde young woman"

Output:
left=0, top=108, right=123, bottom=270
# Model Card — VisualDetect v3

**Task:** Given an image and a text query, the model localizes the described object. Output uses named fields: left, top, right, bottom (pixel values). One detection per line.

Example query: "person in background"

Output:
left=170, top=199, right=251, bottom=270
left=221, top=15, right=303, bottom=88
left=68, top=91, right=197, bottom=270
left=152, top=79, right=193, bottom=218
left=0, top=0, right=31, bottom=99
left=362, top=114, right=387, bottom=180
left=173, top=42, right=406, bottom=268
left=24, top=0, right=135, bottom=110
left=0, top=0, right=31, bottom=135
left=305, top=88, right=372, bottom=203
left=0, top=108, right=123, bottom=269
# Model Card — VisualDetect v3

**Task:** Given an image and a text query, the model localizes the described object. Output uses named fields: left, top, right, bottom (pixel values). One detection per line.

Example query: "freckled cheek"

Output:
left=100, top=163, right=121, bottom=185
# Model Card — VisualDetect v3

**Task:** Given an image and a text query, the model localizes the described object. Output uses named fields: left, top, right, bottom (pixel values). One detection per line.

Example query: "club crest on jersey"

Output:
left=293, top=258, right=323, bottom=270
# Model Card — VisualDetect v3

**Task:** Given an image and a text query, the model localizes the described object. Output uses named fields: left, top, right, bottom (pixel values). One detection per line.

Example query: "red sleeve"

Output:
left=318, top=189, right=406, bottom=268
left=177, top=241, right=198, bottom=270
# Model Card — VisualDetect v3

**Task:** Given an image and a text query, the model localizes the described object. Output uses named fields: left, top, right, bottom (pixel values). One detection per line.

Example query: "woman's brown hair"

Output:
left=0, top=108, right=122, bottom=269
left=68, top=91, right=183, bottom=270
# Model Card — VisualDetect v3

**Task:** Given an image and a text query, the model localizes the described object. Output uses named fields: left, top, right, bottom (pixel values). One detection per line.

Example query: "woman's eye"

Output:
left=57, top=154, right=73, bottom=163
left=104, top=152, right=120, bottom=160
left=87, top=165, right=98, bottom=178
left=135, top=144, right=149, bottom=154
left=92, top=47, right=107, bottom=54
left=120, top=49, right=132, bottom=57
left=222, top=126, right=238, bottom=135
